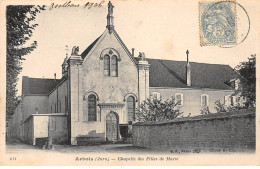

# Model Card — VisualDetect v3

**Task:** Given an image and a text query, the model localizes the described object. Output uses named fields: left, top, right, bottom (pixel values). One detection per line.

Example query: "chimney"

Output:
left=186, top=50, right=191, bottom=87
left=106, top=1, right=114, bottom=34
left=132, top=48, right=135, bottom=57
left=54, top=73, right=56, bottom=79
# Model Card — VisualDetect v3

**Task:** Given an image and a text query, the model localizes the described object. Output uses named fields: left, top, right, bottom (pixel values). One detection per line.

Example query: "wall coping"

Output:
left=149, top=86, right=234, bottom=92
left=134, top=109, right=255, bottom=126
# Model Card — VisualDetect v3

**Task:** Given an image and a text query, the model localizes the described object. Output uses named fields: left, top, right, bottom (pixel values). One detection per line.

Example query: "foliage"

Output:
left=6, top=5, right=45, bottom=120
left=200, top=106, right=211, bottom=115
left=214, top=100, right=246, bottom=113
left=214, top=100, right=228, bottom=113
left=136, top=98, right=183, bottom=122
left=235, top=55, right=256, bottom=107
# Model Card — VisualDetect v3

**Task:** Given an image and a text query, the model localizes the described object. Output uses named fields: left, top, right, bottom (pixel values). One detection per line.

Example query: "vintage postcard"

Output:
left=0, top=0, right=259, bottom=166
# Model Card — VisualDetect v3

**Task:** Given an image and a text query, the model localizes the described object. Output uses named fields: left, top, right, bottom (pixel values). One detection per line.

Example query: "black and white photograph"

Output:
left=0, top=0, right=259, bottom=166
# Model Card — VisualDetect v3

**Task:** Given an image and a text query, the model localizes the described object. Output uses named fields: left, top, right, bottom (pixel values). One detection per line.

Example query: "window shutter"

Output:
left=201, top=95, right=208, bottom=106
left=202, top=96, right=206, bottom=106
left=175, top=94, right=183, bottom=106
left=157, top=93, right=160, bottom=100
left=224, top=95, right=229, bottom=106
left=232, top=96, right=237, bottom=106
left=228, top=96, right=232, bottom=106
left=235, top=80, right=239, bottom=90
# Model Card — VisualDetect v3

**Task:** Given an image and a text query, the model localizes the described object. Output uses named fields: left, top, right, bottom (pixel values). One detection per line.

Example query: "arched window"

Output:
left=111, top=55, right=118, bottom=77
left=104, top=55, right=110, bottom=76
left=127, top=96, right=135, bottom=122
left=88, top=94, right=97, bottom=121
left=101, top=49, right=120, bottom=77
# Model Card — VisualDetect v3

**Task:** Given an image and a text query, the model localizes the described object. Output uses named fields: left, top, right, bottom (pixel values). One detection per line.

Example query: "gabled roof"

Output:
left=80, top=29, right=137, bottom=67
left=138, top=58, right=237, bottom=90
left=22, top=76, right=61, bottom=95
left=81, top=36, right=101, bottom=59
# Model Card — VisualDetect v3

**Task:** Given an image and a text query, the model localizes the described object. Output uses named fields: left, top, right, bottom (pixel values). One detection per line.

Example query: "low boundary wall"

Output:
left=133, top=109, right=255, bottom=151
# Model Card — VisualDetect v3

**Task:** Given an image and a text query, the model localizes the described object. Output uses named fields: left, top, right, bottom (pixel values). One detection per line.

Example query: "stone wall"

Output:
left=133, top=109, right=255, bottom=151
left=23, top=114, right=68, bottom=145
left=7, top=95, right=49, bottom=142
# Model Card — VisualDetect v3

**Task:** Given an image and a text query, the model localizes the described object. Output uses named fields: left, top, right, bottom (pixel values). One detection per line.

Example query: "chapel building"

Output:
left=7, top=1, right=241, bottom=145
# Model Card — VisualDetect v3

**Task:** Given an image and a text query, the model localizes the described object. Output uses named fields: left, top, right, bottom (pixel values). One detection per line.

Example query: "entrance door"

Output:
left=106, top=112, right=118, bottom=141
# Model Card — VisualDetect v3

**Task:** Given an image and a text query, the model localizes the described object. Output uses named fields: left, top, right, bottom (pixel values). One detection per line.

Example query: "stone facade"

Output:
left=68, top=29, right=141, bottom=145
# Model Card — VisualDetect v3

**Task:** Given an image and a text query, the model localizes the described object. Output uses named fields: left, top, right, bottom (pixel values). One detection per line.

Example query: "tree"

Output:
left=200, top=106, right=211, bottom=115
left=6, top=5, right=45, bottom=120
left=235, top=55, right=256, bottom=107
left=136, top=98, right=183, bottom=122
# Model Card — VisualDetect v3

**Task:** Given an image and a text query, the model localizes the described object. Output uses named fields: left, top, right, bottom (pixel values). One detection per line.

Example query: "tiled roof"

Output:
left=138, top=58, right=237, bottom=90
left=81, top=36, right=101, bottom=59
left=22, top=76, right=61, bottom=95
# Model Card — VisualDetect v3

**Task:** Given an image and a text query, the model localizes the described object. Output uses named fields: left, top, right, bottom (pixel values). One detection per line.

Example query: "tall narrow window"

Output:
left=88, top=94, right=97, bottom=121
left=127, top=96, right=135, bottom=122
left=111, top=55, right=118, bottom=77
left=201, top=94, right=209, bottom=106
left=225, top=95, right=231, bottom=106
left=151, top=92, right=160, bottom=100
left=49, top=117, right=56, bottom=130
left=231, top=96, right=237, bottom=106
left=175, top=93, right=183, bottom=106
left=104, top=55, right=110, bottom=76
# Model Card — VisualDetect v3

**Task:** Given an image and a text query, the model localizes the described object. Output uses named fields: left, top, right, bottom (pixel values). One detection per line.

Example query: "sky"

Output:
left=16, top=0, right=259, bottom=95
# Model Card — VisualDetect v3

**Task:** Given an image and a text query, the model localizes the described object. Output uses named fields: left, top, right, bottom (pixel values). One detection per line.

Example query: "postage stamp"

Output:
left=0, top=0, right=259, bottom=166
left=199, top=1, right=237, bottom=46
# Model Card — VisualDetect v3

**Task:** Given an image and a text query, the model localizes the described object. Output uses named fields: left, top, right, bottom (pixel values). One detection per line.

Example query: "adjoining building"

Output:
left=7, top=1, right=242, bottom=145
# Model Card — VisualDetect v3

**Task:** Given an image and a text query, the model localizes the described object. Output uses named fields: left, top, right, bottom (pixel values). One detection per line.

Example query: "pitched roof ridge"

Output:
left=113, top=30, right=137, bottom=67
left=146, top=57, right=231, bottom=67
left=81, top=35, right=102, bottom=59
left=81, top=29, right=108, bottom=61
left=113, top=30, right=132, bottom=57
